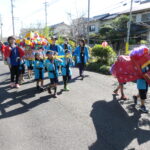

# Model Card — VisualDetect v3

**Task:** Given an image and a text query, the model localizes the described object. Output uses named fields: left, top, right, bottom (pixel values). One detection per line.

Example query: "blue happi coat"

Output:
left=61, top=44, right=72, bottom=53
left=34, top=59, right=45, bottom=80
left=73, top=46, right=89, bottom=64
left=61, top=57, right=74, bottom=76
left=47, top=44, right=65, bottom=56
left=44, top=59, right=61, bottom=79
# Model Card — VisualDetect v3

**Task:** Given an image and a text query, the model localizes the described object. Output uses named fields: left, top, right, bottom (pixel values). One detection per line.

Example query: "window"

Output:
left=89, top=25, right=96, bottom=32
left=142, top=13, right=150, bottom=22
left=132, top=15, right=136, bottom=22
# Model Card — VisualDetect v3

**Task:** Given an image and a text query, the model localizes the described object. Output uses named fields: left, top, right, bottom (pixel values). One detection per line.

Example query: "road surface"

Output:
left=0, top=58, right=150, bottom=150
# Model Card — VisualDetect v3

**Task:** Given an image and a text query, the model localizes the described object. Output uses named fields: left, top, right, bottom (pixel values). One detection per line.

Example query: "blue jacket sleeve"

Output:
left=73, top=47, right=78, bottom=56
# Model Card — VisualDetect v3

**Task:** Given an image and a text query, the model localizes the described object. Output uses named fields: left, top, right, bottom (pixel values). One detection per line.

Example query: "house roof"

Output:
left=88, top=1, right=150, bottom=23
left=49, top=22, right=69, bottom=28
left=102, top=14, right=119, bottom=20
left=91, top=13, right=109, bottom=21
left=118, top=2, right=150, bottom=15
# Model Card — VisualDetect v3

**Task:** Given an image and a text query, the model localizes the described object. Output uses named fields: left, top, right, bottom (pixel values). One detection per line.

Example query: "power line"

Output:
left=22, top=0, right=61, bottom=20
left=91, top=0, right=140, bottom=15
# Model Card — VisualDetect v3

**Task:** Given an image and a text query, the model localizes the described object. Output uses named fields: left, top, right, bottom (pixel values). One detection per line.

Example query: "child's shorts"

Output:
left=139, top=89, right=148, bottom=100
left=50, top=78, right=58, bottom=85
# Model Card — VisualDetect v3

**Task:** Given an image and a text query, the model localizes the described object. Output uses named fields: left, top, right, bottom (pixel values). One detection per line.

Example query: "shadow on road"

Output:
left=0, top=81, right=52, bottom=119
left=89, top=99, right=150, bottom=150
left=0, top=72, right=10, bottom=77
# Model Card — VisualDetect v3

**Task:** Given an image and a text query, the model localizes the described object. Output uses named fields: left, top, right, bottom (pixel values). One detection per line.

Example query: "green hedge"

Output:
left=99, top=65, right=111, bottom=75
left=92, top=44, right=116, bottom=65
left=86, top=44, right=115, bottom=75
left=86, top=62, right=101, bottom=72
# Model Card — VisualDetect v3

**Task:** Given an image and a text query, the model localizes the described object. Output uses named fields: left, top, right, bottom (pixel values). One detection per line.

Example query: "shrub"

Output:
left=86, top=62, right=101, bottom=72
left=56, top=37, right=64, bottom=45
left=68, top=40, right=76, bottom=49
left=92, top=45, right=116, bottom=65
left=99, top=65, right=111, bottom=75
left=140, top=40, right=148, bottom=44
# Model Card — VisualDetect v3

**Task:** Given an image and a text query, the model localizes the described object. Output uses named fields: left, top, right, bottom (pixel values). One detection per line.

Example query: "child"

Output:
left=61, top=38, right=72, bottom=54
left=4, top=36, right=25, bottom=88
left=73, top=39, right=89, bottom=80
left=45, top=51, right=62, bottom=98
left=61, top=50, right=74, bottom=91
left=25, top=49, right=34, bottom=79
left=34, top=53, right=45, bottom=91
left=133, top=79, right=149, bottom=113
left=19, top=58, right=25, bottom=84
left=113, top=83, right=128, bottom=100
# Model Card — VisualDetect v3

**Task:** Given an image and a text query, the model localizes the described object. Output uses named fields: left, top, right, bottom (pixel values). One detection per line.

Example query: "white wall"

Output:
left=54, top=24, right=70, bottom=36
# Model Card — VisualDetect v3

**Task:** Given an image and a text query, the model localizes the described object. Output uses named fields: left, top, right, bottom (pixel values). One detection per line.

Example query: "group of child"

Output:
left=2, top=36, right=90, bottom=98
left=33, top=49, right=74, bottom=98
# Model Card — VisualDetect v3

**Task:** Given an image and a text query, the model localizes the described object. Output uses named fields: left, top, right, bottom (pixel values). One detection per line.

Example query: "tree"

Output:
left=42, top=26, right=53, bottom=38
left=99, top=15, right=129, bottom=51
left=67, top=12, right=88, bottom=42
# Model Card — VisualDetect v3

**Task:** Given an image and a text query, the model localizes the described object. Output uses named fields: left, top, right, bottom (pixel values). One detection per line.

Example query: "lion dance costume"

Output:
left=111, top=46, right=150, bottom=84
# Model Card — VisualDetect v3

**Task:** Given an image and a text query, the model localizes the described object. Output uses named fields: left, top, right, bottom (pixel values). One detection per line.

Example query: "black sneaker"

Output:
left=139, top=105, right=148, bottom=113
left=53, top=94, right=58, bottom=98
left=36, top=85, right=40, bottom=90
left=48, top=87, right=52, bottom=94
left=40, top=87, right=44, bottom=92
left=133, top=96, right=137, bottom=105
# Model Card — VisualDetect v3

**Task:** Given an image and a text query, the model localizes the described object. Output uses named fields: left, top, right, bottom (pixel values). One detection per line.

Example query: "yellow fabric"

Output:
left=141, top=61, right=150, bottom=69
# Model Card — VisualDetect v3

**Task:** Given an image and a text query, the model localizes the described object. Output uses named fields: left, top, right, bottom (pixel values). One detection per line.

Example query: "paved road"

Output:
left=0, top=59, right=150, bottom=150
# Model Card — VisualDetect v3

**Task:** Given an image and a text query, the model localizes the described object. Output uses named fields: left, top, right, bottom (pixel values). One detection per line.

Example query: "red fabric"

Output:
left=0, top=44, right=6, bottom=53
left=112, top=54, right=150, bottom=84
left=4, top=46, right=25, bottom=59
left=112, top=55, right=142, bottom=83
left=131, top=54, right=150, bottom=85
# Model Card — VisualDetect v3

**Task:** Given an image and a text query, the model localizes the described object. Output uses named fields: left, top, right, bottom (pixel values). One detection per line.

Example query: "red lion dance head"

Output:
left=111, top=46, right=150, bottom=84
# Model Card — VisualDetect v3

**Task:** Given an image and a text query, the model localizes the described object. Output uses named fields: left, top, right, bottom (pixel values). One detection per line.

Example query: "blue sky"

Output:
left=0, top=0, right=139, bottom=37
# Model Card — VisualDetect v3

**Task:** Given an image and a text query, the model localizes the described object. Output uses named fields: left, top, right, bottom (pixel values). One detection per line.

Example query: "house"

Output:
left=88, top=13, right=110, bottom=34
left=49, top=22, right=70, bottom=37
left=87, top=1, right=150, bottom=43
left=120, top=2, right=150, bottom=42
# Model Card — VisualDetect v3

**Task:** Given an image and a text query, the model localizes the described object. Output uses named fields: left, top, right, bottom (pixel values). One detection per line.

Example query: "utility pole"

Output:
left=87, top=0, right=90, bottom=45
left=125, top=0, right=133, bottom=53
left=0, top=15, right=3, bottom=41
left=43, top=0, right=48, bottom=27
left=10, top=0, right=15, bottom=36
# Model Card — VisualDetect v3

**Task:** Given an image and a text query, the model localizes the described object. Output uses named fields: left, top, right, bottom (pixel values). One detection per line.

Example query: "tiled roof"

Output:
left=102, top=14, right=119, bottom=20
left=49, top=22, right=68, bottom=28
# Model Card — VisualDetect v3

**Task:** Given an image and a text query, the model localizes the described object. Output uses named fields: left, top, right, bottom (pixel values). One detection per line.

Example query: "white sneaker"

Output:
left=15, top=84, right=20, bottom=88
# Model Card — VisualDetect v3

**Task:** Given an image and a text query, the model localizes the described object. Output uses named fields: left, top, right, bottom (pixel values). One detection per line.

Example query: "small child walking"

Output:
left=25, top=49, right=34, bottom=79
left=113, top=83, right=128, bottom=100
left=34, top=53, right=45, bottom=91
left=45, top=51, right=62, bottom=98
left=61, top=50, right=74, bottom=91
left=133, top=78, right=149, bottom=113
